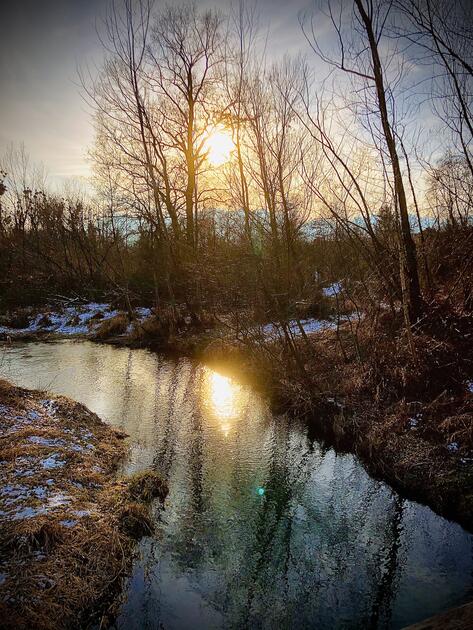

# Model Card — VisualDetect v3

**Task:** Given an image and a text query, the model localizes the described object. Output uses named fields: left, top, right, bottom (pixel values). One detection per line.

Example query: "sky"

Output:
left=0, top=0, right=313, bottom=190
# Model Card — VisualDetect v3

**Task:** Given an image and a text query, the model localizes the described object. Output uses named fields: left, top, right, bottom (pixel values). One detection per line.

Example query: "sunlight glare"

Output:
left=209, top=371, right=235, bottom=419
left=204, top=369, right=243, bottom=437
left=204, top=127, right=235, bottom=166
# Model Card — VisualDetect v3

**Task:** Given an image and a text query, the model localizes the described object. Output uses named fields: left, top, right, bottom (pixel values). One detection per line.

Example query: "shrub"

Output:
left=118, top=502, right=154, bottom=538
left=130, top=314, right=170, bottom=344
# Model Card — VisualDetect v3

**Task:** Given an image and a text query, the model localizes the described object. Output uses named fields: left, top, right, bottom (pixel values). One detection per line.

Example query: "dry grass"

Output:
left=129, top=314, right=170, bottom=344
left=0, top=379, right=167, bottom=630
left=93, top=313, right=128, bottom=340
left=125, top=470, right=168, bottom=502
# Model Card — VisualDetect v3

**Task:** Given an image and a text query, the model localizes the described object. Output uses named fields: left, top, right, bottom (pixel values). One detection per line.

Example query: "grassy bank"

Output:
left=0, top=380, right=167, bottom=630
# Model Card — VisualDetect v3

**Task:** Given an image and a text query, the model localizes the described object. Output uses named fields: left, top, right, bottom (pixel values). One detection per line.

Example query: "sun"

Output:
left=203, top=126, right=235, bottom=166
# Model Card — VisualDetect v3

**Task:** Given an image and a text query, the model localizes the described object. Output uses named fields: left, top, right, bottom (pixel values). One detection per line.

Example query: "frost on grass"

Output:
left=0, top=379, right=125, bottom=624
left=0, top=379, right=167, bottom=630
left=41, top=454, right=66, bottom=469
left=0, top=381, right=118, bottom=526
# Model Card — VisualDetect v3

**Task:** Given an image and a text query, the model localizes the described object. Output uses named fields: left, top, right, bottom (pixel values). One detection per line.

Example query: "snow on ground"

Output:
left=0, top=302, right=113, bottom=336
left=260, top=315, right=352, bottom=340
left=0, top=385, right=119, bottom=533
left=134, top=307, right=152, bottom=319
left=323, top=282, right=343, bottom=298
left=0, top=302, right=154, bottom=338
left=0, top=382, right=137, bottom=627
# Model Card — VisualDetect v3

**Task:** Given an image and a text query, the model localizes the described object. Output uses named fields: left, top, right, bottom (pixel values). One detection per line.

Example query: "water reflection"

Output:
left=2, top=340, right=473, bottom=630
left=203, top=370, right=244, bottom=437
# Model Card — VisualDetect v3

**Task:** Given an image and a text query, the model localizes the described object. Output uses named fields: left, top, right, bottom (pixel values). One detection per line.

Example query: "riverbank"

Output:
left=0, top=379, right=167, bottom=630
left=269, top=311, right=473, bottom=533
left=404, top=600, right=473, bottom=629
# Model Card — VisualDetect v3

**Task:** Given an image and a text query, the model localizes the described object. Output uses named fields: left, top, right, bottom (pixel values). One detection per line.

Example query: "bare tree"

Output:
left=301, top=0, right=423, bottom=324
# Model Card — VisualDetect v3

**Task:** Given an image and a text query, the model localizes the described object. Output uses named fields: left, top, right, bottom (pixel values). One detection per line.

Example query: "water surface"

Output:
left=1, top=340, right=472, bottom=629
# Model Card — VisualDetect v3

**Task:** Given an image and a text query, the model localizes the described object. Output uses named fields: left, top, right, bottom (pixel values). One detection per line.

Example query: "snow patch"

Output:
left=135, top=307, right=152, bottom=319
left=323, top=282, right=343, bottom=297
left=41, top=454, right=66, bottom=470
left=0, top=302, right=119, bottom=337
left=10, top=506, right=49, bottom=520
left=28, top=436, right=66, bottom=447
left=260, top=316, right=349, bottom=339
left=47, top=492, right=71, bottom=508
left=39, top=399, right=58, bottom=416
left=408, top=413, right=422, bottom=429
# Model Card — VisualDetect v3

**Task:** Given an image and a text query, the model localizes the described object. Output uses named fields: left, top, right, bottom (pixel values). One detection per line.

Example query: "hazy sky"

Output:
left=0, top=0, right=313, bottom=189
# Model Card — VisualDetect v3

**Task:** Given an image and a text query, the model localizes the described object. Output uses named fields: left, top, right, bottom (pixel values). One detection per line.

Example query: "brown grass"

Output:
left=93, top=313, right=128, bottom=340
left=125, top=470, right=168, bottom=502
left=0, top=380, right=167, bottom=630
left=276, top=313, right=473, bottom=528
left=129, top=314, right=170, bottom=344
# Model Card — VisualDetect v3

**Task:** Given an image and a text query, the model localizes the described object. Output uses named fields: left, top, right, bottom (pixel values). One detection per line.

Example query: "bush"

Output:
left=118, top=502, right=154, bottom=538
left=130, top=314, right=170, bottom=344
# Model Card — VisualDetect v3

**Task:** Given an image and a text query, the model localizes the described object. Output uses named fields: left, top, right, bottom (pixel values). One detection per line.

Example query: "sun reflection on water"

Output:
left=204, top=369, right=243, bottom=437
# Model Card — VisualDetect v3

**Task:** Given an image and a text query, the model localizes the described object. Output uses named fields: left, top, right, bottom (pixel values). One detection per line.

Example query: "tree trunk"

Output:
left=355, top=0, right=422, bottom=323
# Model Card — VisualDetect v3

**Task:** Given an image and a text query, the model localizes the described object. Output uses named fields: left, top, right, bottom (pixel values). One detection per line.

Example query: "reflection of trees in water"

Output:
left=152, top=359, right=191, bottom=477
left=233, top=423, right=405, bottom=629
left=241, top=417, right=296, bottom=628
left=150, top=363, right=214, bottom=572
left=188, top=372, right=205, bottom=516
left=5, top=345, right=473, bottom=629
left=87, top=355, right=469, bottom=630
left=368, top=496, right=405, bottom=629
left=141, top=369, right=415, bottom=628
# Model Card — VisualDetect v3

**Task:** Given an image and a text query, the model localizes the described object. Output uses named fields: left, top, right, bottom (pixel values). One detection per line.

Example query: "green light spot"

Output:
left=257, top=487, right=265, bottom=496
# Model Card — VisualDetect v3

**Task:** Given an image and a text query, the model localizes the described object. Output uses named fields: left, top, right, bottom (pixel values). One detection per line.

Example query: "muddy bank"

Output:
left=0, top=379, right=167, bottom=630
left=403, top=600, right=473, bottom=629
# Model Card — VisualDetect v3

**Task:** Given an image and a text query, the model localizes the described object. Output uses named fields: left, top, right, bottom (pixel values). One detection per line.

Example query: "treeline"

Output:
left=1, top=0, right=472, bottom=329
